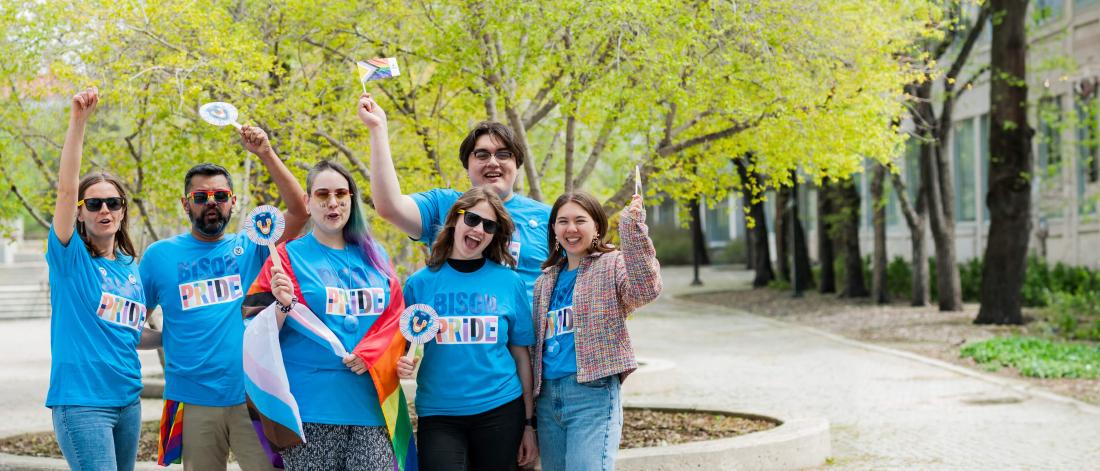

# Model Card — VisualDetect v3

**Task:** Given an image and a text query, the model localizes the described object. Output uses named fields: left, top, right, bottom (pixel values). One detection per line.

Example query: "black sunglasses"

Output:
left=457, top=209, right=499, bottom=234
left=187, top=189, right=233, bottom=205
left=78, top=197, right=125, bottom=212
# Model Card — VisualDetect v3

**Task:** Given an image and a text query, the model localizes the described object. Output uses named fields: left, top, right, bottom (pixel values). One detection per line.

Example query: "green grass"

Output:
left=960, top=336, right=1100, bottom=379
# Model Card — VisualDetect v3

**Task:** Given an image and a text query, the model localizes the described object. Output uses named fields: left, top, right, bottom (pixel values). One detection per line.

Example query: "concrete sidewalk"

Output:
left=625, top=265, right=1100, bottom=469
left=3, top=265, right=1099, bottom=469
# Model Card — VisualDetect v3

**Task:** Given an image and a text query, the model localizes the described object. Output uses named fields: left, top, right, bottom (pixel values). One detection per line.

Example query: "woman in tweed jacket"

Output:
left=530, top=191, right=662, bottom=470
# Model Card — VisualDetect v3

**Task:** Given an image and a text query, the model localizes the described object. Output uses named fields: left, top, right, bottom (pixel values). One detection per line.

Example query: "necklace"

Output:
left=318, top=235, right=359, bottom=332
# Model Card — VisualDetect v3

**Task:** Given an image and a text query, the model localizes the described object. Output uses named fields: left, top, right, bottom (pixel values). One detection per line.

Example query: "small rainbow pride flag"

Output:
left=356, top=57, right=401, bottom=90
left=156, top=400, right=183, bottom=466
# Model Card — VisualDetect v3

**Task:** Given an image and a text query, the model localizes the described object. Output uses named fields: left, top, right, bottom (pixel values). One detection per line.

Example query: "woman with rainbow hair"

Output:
left=243, top=160, right=407, bottom=471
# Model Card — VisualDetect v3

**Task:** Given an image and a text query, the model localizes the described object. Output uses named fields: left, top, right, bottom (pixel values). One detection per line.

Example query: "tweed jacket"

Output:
left=530, top=204, right=662, bottom=396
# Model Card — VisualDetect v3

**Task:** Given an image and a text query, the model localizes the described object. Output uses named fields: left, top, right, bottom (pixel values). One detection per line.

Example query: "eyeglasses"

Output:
left=456, top=209, right=499, bottom=234
left=471, top=149, right=515, bottom=163
left=187, top=189, right=233, bottom=205
left=78, top=197, right=125, bottom=212
left=313, top=188, right=353, bottom=204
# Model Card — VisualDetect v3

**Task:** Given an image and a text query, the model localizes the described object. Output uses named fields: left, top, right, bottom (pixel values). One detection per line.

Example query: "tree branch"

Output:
left=313, top=129, right=370, bottom=183
left=7, top=183, right=49, bottom=231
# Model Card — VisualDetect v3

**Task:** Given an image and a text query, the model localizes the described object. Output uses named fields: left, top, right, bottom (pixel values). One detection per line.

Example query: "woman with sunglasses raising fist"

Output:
left=397, top=187, right=538, bottom=470
left=46, top=87, right=161, bottom=471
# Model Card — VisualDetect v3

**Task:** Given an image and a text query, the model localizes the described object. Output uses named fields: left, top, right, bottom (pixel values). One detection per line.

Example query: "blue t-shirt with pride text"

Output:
left=45, top=227, right=146, bottom=407
left=411, top=188, right=551, bottom=296
left=140, top=232, right=267, bottom=406
left=542, top=265, right=578, bottom=380
left=403, top=260, right=535, bottom=417
left=281, top=233, right=390, bottom=426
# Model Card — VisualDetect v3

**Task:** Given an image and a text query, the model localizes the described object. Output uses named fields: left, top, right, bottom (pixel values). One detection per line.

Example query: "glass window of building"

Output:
left=953, top=118, right=977, bottom=222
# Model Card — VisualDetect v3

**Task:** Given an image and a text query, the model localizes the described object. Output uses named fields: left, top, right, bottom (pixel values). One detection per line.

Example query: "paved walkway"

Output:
left=3, top=264, right=1099, bottom=469
left=626, top=266, right=1100, bottom=470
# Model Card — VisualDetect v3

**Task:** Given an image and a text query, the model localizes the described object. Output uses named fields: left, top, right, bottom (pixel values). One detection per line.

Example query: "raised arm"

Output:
left=356, top=93, right=423, bottom=238
left=240, top=125, right=308, bottom=242
left=615, top=195, right=662, bottom=311
left=53, top=87, right=99, bottom=245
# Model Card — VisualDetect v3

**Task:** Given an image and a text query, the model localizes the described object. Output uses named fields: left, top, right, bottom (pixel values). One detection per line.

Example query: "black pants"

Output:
left=417, top=395, right=524, bottom=471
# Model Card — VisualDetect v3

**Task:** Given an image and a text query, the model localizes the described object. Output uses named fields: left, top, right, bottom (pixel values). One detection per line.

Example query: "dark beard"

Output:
left=191, top=206, right=231, bottom=237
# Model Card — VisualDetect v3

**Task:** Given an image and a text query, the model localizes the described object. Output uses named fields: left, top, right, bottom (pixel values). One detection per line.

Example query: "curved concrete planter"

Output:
left=622, top=357, right=677, bottom=395
left=617, top=402, right=830, bottom=471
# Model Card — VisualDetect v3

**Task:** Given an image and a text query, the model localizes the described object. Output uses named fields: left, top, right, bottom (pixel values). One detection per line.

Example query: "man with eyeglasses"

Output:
left=138, top=126, right=307, bottom=471
left=356, top=94, right=551, bottom=296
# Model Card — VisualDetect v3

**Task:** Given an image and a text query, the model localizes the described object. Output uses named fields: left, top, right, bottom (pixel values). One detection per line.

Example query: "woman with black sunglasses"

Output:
left=396, top=186, right=538, bottom=470
left=46, top=87, right=161, bottom=471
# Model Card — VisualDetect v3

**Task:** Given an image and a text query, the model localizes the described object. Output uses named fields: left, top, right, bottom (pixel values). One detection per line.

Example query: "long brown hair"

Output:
left=427, top=187, right=516, bottom=270
left=542, top=191, right=615, bottom=269
left=76, top=172, right=137, bottom=260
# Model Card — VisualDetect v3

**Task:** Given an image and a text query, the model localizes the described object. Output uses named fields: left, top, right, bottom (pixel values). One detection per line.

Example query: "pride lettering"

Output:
left=96, top=293, right=147, bottom=330
left=435, top=316, right=499, bottom=344
left=325, top=286, right=385, bottom=316
left=544, top=306, right=574, bottom=339
left=178, top=275, right=243, bottom=310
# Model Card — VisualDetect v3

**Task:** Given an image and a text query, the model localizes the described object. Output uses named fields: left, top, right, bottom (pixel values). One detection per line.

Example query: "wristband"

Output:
left=525, top=415, right=537, bottom=431
left=277, top=297, right=297, bottom=313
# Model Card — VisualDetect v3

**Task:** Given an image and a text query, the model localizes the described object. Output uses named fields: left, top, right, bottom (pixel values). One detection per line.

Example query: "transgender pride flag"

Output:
left=242, top=243, right=417, bottom=470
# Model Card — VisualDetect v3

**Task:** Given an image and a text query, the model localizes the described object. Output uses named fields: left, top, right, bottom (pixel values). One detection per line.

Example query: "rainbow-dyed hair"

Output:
left=306, top=160, right=392, bottom=277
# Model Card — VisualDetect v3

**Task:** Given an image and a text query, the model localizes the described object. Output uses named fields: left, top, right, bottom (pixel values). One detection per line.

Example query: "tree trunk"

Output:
left=976, top=0, right=1032, bottom=325
left=689, top=198, right=710, bottom=285
left=744, top=214, right=755, bottom=270
left=817, top=181, right=836, bottom=294
left=923, top=137, right=962, bottom=310
left=889, top=166, right=930, bottom=306
left=839, top=179, right=869, bottom=297
left=791, top=177, right=814, bottom=293
left=735, top=156, right=774, bottom=287
left=871, top=164, right=889, bottom=304
left=775, top=185, right=791, bottom=282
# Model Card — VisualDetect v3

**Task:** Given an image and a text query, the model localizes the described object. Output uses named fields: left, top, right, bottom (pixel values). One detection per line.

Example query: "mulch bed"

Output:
left=0, top=409, right=775, bottom=460
left=683, top=287, right=1100, bottom=405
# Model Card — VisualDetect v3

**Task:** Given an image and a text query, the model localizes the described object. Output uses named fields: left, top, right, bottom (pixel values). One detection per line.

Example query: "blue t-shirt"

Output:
left=411, top=188, right=551, bottom=296
left=45, top=227, right=146, bottom=407
left=281, top=233, right=390, bottom=425
left=403, top=260, right=535, bottom=417
left=542, top=265, right=578, bottom=380
left=140, top=232, right=267, bottom=406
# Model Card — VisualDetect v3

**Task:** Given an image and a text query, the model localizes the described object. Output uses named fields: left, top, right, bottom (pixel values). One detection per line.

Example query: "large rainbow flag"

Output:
left=242, top=243, right=417, bottom=470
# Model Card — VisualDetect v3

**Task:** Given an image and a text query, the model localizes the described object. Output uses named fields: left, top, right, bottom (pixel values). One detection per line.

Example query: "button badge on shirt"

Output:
left=342, top=315, right=359, bottom=331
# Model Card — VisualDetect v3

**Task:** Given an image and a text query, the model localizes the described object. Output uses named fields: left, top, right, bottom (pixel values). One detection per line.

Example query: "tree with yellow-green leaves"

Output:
left=1, top=0, right=934, bottom=266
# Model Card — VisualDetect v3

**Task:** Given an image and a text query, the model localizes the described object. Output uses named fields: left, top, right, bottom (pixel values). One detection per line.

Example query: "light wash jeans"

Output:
left=536, top=374, right=623, bottom=471
left=51, top=399, right=142, bottom=471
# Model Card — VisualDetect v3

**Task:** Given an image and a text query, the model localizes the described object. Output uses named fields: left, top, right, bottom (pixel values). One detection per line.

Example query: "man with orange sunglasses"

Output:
left=139, top=126, right=308, bottom=471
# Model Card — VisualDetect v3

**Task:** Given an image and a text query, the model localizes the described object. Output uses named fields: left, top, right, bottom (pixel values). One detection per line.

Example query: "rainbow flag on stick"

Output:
left=356, top=57, right=401, bottom=92
left=242, top=243, right=417, bottom=470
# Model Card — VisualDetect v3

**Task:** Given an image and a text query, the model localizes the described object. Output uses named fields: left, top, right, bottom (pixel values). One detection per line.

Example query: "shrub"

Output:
left=886, top=256, right=911, bottom=299
left=959, top=258, right=983, bottom=303
left=960, top=336, right=1100, bottom=379
left=1046, top=291, right=1100, bottom=341
left=649, top=224, right=693, bottom=265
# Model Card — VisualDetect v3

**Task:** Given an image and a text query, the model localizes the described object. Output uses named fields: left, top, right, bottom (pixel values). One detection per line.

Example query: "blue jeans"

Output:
left=536, top=374, right=623, bottom=471
left=52, top=399, right=142, bottom=471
